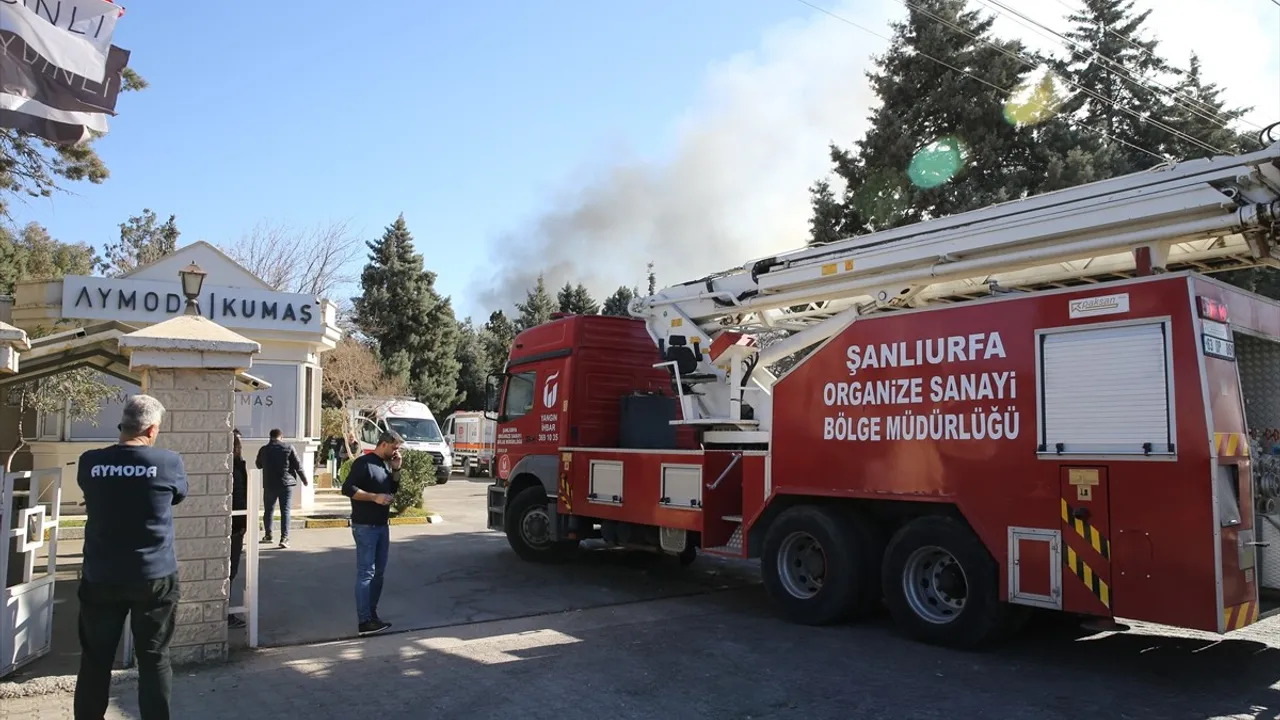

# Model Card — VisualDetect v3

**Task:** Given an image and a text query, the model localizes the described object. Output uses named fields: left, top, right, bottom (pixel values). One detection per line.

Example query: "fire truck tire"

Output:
left=761, top=505, right=879, bottom=625
left=882, top=516, right=1006, bottom=649
left=506, top=485, right=578, bottom=563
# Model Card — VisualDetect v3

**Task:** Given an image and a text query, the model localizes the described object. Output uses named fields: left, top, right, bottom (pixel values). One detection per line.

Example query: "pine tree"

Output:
left=99, top=209, right=180, bottom=276
left=482, top=310, right=517, bottom=375
left=1058, top=0, right=1181, bottom=172
left=602, top=286, right=636, bottom=317
left=1164, top=53, right=1256, bottom=158
left=807, top=179, right=846, bottom=246
left=571, top=284, right=600, bottom=314
left=646, top=262, right=657, bottom=295
left=557, top=282, right=600, bottom=315
left=810, top=0, right=1045, bottom=237
left=353, top=214, right=461, bottom=411
left=453, top=319, right=490, bottom=411
left=516, top=275, right=556, bottom=330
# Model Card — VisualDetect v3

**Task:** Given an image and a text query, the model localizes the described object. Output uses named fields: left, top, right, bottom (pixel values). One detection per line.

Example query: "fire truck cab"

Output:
left=487, top=142, right=1280, bottom=648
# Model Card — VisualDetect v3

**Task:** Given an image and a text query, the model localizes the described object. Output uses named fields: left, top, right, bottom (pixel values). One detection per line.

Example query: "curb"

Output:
left=303, top=513, right=443, bottom=529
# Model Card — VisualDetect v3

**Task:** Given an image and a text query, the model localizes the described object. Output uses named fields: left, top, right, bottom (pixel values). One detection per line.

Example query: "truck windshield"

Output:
left=386, top=417, right=444, bottom=443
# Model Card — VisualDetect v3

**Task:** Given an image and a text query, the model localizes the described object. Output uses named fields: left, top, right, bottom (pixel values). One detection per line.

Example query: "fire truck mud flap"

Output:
left=881, top=515, right=1013, bottom=649
left=760, top=505, right=883, bottom=625
left=486, top=483, right=506, bottom=532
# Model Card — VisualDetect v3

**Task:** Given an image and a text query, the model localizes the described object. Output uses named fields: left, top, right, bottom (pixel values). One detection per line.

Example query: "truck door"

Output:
left=1059, top=467, right=1114, bottom=616
left=495, top=362, right=566, bottom=482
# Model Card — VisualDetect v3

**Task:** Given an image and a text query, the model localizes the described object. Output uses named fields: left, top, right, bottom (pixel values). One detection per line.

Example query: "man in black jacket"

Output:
left=75, top=394, right=187, bottom=720
left=256, top=428, right=308, bottom=549
left=340, top=430, right=403, bottom=635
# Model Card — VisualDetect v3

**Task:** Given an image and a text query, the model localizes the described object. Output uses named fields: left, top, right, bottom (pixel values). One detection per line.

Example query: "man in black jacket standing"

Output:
left=75, top=394, right=187, bottom=720
left=256, top=428, right=308, bottom=549
left=340, top=430, right=403, bottom=636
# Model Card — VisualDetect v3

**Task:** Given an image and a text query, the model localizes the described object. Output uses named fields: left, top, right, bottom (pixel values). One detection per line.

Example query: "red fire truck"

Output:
left=486, top=142, right=1280, bottom=648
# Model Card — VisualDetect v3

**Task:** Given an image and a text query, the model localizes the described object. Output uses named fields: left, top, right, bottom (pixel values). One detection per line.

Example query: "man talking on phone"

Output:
left=340, top=430, right=404, bottom=635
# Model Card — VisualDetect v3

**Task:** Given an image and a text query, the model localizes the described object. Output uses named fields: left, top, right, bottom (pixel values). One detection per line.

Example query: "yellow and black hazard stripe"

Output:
left=1060, top=499, right=1110, bottom=560
left=558, top=452, right=573, bottom=512
left=1224, top=601, right=1260, bottom=631
left=1214, top=432, right=1250, bottom=458
left=1064, top=545, right=1112, bottom=609
left=1060, top=499, right=1112, bottom=609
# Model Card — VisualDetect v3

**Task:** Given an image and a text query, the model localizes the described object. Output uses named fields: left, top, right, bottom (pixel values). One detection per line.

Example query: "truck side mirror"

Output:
left=484, top=373, right=502, bottom=420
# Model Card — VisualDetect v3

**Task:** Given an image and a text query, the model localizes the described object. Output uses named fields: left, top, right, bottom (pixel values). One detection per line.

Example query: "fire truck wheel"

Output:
left=506, top=485, right=578, bottom=563
left=761, top=505, right=878, bottom=625
left=677, top=545, right=698, bottom=566
left=882, top=516, right=1005, bottom=649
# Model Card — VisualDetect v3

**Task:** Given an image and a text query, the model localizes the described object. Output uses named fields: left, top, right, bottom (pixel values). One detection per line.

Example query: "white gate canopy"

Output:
left=0, top=321, right=270, bottom=392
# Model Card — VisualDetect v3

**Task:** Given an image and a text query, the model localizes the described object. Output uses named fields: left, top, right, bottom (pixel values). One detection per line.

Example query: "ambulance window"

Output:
left=503, top=371, right=537, bottom=420
left=1038, top=322, right=1174, bottom=456
left=360, top=420, right=380, bottom=445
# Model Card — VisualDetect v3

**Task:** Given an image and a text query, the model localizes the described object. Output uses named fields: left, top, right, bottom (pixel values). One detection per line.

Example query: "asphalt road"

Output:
left=4, top=476, right=1278, bottom=719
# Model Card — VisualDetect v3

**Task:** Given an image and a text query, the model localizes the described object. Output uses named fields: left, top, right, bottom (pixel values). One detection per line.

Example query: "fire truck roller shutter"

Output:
left=760, top=505, right=883, bottom=625
left=881, top=515, right=1016, bottom=649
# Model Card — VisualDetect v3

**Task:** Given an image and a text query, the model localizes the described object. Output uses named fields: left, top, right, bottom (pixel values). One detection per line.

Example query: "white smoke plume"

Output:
left=472, top=0, right=888, bottom=312
left=471, top=0, right=1279, bottom=313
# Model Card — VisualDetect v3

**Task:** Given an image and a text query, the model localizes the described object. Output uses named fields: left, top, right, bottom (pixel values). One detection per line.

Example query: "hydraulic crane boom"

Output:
left=633, top=143, right=1280, bottom=442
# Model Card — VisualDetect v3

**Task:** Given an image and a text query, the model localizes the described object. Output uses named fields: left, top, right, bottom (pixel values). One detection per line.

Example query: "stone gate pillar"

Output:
left=119, top=315, right=260, bottom=665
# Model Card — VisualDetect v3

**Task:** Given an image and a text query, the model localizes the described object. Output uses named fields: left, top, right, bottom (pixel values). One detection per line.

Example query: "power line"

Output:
left=887, top=0, right=1227, bottom=155
left=791, top=0, right=1167, bottom=162
left=1039, top=0, right=1266, bottom=129
left=980, top=0, right=1255, bottom=131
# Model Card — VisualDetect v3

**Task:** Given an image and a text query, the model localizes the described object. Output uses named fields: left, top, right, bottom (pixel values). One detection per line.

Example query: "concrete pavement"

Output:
left=252, top=478, right=758, bottom=646
left=4, top=585, right=1279, bottom=719
left=5, top=476, right=1280, bottom=718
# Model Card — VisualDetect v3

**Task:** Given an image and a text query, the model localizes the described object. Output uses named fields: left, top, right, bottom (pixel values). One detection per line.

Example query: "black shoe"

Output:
left=358, top=620, right=390, bottom=636
left=228, top=615, right=246, bottom=629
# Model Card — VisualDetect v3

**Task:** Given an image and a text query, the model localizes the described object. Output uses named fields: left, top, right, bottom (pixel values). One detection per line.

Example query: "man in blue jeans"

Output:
left=340, top=429, right=403, bottom=635
left=256, top=428, right=308, bottom=549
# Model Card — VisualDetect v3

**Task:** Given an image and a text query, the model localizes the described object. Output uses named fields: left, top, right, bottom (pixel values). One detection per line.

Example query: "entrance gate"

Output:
left=120, top=469, right=262, bottom=663
left=1, top=468, right=62, bottom=678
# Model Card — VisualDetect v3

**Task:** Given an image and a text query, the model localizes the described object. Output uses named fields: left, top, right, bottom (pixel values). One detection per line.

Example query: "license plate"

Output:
left=1203, top=334, right=1236, bottom=361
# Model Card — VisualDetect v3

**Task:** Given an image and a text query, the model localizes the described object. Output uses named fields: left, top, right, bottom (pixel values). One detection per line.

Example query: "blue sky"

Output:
left=11, top=0, right=1277, bottom=321
left=10, top=0, right=808, bottom=319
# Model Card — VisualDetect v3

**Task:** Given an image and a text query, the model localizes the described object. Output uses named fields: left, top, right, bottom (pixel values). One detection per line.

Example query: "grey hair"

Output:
left=120, top=394, right=166, bottom=436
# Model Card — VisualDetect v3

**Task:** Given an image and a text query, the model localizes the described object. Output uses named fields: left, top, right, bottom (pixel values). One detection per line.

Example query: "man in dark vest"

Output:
left=256, top=428, right=308, bottom=548
left=75, top=394, right=187, bottom=720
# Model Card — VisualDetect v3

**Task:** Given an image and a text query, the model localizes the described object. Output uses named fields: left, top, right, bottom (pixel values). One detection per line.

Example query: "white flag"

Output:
left=0, top=0, right=121, bottom=82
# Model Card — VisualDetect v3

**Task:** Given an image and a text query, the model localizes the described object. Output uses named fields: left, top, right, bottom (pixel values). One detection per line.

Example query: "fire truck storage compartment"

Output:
left=620, top=393, right=679, bottom=449
left=1038, top=321, right=1174, bottom=456
left=588, top=459, right=625, bottom=505
left=659, top=464, right=702, bottom=509
left=1233, top=331, right=1280, bottom=591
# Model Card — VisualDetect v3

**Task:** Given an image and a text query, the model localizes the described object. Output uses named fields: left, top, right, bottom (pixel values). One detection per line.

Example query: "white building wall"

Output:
left=10, top=242, right=339, bottom=513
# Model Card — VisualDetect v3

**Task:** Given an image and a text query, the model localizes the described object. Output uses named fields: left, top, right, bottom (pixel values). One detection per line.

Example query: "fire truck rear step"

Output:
left=704, top=523, right=744, bottom=556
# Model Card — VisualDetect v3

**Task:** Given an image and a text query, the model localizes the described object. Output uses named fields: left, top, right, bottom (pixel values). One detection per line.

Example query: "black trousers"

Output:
left=74, top=573, right=179, bottom=720
left=230, top=515, right=247, bottom=582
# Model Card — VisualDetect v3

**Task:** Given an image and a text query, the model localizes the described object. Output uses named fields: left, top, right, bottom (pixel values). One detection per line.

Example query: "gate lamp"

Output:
left=179, top=262, right=207, bottom=315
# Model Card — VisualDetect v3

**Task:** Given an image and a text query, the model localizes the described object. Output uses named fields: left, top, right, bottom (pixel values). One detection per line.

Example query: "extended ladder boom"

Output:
left=635, top=143, right=1280, bottom=440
